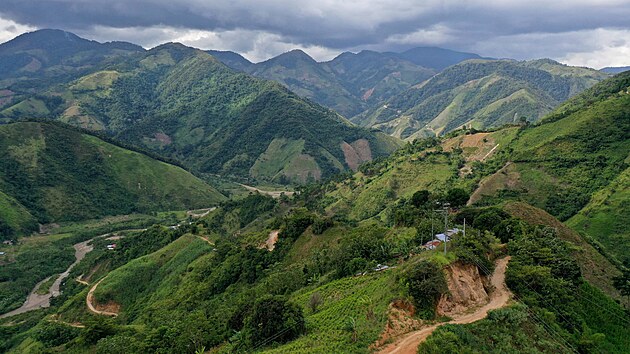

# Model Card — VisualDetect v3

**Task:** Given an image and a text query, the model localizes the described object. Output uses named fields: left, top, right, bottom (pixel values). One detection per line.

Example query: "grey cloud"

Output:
left=0, top=1, right=629, bottom=67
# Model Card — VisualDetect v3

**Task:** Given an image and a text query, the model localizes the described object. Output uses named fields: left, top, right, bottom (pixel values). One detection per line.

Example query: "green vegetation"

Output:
left=567, top=168, right=630, bottom=265
left=0, top=121, right=224, bottom=224
left=355, top=59, right=608, bottom=139
left=1, top=33, right=399, bottom=183
left=0, top=233, right=74, bottom=313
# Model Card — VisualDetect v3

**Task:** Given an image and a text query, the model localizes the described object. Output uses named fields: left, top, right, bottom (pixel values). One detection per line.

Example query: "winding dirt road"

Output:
left=0, top=239, right=95, bottom=318
left=86, top=277, right=118, bottom=317
left=377, top=257, right=512, bottom=354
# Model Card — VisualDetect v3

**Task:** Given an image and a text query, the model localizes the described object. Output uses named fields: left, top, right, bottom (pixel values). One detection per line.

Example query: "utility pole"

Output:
left=434, top=203, right=450, bottom=255
left=464, top=218, right=466, bottom=238
left=431, top=210, right=434, bottom=243
left=443, top=203, right=449, bottom=255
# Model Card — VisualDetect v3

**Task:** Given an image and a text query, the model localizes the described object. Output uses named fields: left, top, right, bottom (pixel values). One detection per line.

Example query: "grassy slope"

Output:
left=471, top=74, right=630, bottom=221
left=0, top=190, right=37, bottom=236
left=0, top=122, right=225, bottom=223
left=567, top=167, right=630, bottom=265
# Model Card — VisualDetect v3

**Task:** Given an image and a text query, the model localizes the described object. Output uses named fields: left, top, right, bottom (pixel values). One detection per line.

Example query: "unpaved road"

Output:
left=0, top=239, right=95, bottom=318
left=378, top=257, right=512, bottom=354
left=86, top=277, right=118, bottom=317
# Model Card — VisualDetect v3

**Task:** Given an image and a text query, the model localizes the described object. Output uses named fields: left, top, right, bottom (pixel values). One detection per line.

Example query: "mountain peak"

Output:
left=261, top=49, right=317, bottom=68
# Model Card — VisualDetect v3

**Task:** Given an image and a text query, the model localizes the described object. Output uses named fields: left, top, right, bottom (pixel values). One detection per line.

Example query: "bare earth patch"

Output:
left=341, top=139, right=373, bottom=171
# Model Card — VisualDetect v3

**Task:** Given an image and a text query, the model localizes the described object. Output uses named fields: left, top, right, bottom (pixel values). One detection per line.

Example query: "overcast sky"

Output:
left=0, top=0, right=629, bottom=68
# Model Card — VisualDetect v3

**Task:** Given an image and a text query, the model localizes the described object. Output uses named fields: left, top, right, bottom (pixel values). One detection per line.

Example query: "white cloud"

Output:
left=0, top=16, right=35, bottom=43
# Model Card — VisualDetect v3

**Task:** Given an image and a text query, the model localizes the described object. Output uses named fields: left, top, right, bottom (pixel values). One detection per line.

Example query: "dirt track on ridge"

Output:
left=377, top=257, right=512, bottom=354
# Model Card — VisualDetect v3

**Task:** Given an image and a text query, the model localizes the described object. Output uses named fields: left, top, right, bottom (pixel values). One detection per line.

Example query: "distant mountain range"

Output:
left=601, top=66, right=630, bottom=74
left=0, top=30, right=399, bottom=184
left=209, top=47, right=482, bottom=117
left=353, top=59, right=609, bottom=139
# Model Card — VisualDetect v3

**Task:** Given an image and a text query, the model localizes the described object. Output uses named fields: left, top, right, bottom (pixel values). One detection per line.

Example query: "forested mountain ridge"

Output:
left=208, top=47, right=480, bottom=117
left=354, top=58, right=609, bottom=139
left=0, top=121, right=225, bottom=231
left=0, top=31, right=400, bottom=184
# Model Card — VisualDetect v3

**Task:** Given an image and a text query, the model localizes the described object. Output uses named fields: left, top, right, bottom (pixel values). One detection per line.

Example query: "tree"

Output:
left=613, top=269, right=630, bottom=302
left=242, top=296, right=305, bottom=348
left=400, top=260, right=448, bottom=319
left=411, top=190, right=430, bottom=208
left=445, top=188, right=469, bottom=208
left=308, top=292, right=323, bottom=313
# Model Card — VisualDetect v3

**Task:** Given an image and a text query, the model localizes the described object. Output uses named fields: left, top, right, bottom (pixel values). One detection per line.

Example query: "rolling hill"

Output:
left=0, top=121, right=225, bottom=226
left=0, top=31, right=400, bottom=184
left=354, top=59, right=609, bottom=139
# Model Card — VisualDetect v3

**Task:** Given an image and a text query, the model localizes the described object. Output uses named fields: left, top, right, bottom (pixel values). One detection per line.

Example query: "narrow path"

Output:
left=481, top=144, right=499, bottom=161
left=377, top=257, right=512, bottom=354
left=86, top=277, right=118, bottom=317
left=187, top=207, right=216, bottom=218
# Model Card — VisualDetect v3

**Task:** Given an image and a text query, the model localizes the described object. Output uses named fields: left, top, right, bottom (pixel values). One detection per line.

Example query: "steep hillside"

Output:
left=0, top=31, right=399, bottom=184
left=470, top=71, right=630, bottom=221
left=0, top=191, right=37, bottom=240
left=326, top=50, right=436, bottom=114
left=567, top=167, right=630, bottom=265
left=0, top=121, right=225, bottom=223
left=245, top=50, right=362, bottom=117
left=355, top=59, right=608, bottom=139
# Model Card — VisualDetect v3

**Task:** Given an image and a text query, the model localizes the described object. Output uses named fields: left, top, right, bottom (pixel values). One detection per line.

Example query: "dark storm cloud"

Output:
left=0, top=1, right=629, bottom=67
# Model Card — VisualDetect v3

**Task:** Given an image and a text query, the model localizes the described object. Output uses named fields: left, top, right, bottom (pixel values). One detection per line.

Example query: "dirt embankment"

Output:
left=437, top=261, right=489, bottom=317
left=376, top=257, right=512, bottom=354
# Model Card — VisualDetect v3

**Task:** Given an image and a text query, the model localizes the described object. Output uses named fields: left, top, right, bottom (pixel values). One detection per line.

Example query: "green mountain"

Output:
left=211, top=48, right=478, bottom=118
left=2, top=73, right=629, bottom=354
left=245, top=49, right=362, bottom=117
left=354, top=59, right=609, bottom=139
left=0, top=121, right=225, bottom=227
left=0, top=29, right=142, bottom=106
left=0, top=31, right=399, bottom=184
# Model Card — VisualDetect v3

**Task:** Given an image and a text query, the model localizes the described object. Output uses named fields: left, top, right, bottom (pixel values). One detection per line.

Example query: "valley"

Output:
left=0, top=27, right=628, bottom=354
